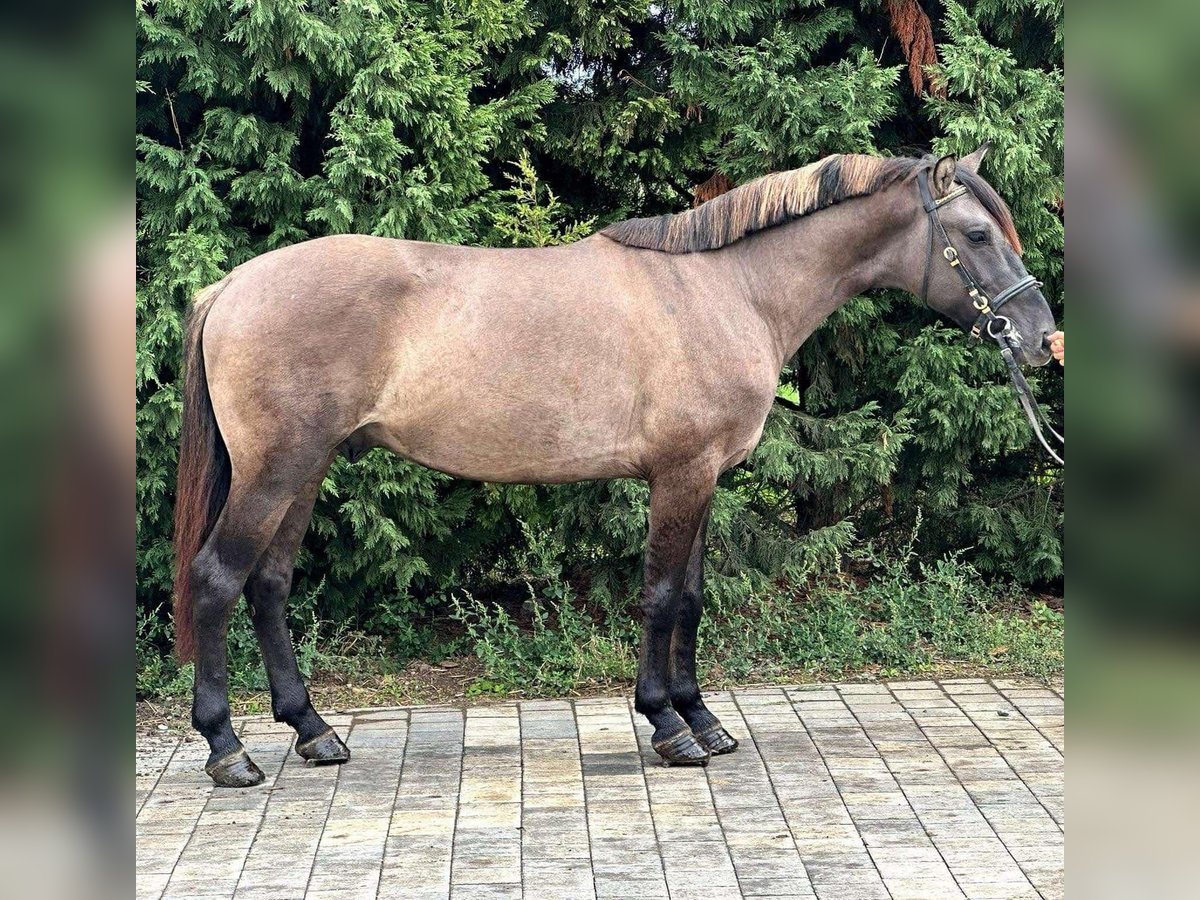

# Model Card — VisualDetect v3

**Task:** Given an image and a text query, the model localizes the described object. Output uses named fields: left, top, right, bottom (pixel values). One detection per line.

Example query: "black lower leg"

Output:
left=636, top=578, right=708, bottom=766
left=669, top=587, right=720, bottom=731
left=243, top=485, right=348, bottom=765
left=668, top=509, right=738, bottom=755
left=190, top=548, right=264, bottom=786
left=635, top=577, right=689, bottom=736
left=245, top=567, right=330, bottom=743
left=635, top=469, right=715, bottom=766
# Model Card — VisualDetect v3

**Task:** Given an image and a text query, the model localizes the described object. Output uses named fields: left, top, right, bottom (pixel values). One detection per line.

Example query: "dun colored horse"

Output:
left=173, top=147, right=1056, bottom=786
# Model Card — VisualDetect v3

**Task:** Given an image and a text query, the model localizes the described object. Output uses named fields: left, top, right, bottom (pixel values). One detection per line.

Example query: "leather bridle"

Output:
left=917, top=168, right=1064, bottom=466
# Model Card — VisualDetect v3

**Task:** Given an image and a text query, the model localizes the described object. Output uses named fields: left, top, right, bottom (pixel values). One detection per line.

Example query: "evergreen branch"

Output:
left=164, top=89, right=184, bottom=150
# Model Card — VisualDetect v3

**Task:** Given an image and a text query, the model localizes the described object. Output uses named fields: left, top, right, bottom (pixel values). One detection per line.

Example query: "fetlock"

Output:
left=678, top=702, right=720, bottom=734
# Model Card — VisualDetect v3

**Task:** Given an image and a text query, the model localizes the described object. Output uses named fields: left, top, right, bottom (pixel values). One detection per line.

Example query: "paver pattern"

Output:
left=137, top=679, right=1063, bottom=900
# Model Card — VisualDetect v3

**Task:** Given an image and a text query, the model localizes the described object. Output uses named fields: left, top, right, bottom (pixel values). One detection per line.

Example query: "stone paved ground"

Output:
left=136, top=679, right=1063, bottom=900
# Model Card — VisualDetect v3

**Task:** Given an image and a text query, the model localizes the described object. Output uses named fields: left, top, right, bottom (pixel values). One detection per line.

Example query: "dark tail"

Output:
left=172, top=279, right=232, bottom=663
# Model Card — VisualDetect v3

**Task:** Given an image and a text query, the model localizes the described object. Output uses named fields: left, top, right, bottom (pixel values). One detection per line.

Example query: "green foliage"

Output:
left=455, top=593, right=637, bottom=695
left=489, top=151, right=595, bottom=246
left=455, top=532, right=1062, bottom=695
left=453, top=520, right=636, bottom=695
left=698, top=535, right=1063, bottom=684
left=137, top=0, right=1063, bottom=695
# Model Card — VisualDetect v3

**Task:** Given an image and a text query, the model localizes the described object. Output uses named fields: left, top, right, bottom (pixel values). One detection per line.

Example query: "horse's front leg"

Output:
left=669, top=506, right=739, bottom=755
left=635, top=465, right=716, bottom=766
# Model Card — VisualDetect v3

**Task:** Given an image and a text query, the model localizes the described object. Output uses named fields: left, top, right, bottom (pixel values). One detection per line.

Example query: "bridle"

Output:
left=917, top=168, right=1064, bottom=466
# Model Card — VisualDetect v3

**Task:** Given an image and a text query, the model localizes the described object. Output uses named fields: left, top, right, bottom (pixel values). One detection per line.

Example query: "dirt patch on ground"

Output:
left=135, top=654, right=1060, bottom=736
left=137, top=656, right=482, bottom=734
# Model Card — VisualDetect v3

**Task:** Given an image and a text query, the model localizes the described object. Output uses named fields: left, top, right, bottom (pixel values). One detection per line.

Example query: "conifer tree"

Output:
left=137, top=0, right=1063, bottom=673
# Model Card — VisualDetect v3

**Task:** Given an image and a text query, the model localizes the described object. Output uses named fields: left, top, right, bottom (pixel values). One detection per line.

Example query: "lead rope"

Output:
left=998, top=338, right=1064, bottom=466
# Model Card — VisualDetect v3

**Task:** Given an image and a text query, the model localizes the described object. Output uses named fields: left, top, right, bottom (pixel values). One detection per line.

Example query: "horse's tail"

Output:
left=172, top=278, right=232, bottom=663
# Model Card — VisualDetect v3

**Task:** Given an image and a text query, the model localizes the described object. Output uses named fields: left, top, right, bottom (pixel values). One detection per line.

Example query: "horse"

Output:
left=171, top=145, right=1057, bottom=786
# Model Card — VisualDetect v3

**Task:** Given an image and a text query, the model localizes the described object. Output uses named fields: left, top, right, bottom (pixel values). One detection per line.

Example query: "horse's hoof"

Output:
left=695, top=724, right=740, bottom=755
left=295, top=728, right=350, bottom=765
left=205, top=748, right=265, bottom=787
left=652, top=727, right=711, bottom=767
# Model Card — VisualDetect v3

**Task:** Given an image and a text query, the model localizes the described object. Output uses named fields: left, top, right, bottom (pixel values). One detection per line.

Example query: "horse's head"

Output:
left=910, top=145, right=1057, bottom=367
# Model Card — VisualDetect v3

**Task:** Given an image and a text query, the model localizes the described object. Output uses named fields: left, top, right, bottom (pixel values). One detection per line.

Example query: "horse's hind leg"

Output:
left=244, top=477, right=349, bottom=765
left=669, top=506, right=739, bottom=755
left=636, top=464, right=717, bottom=767
left=190, top=479, right=297, bottom=787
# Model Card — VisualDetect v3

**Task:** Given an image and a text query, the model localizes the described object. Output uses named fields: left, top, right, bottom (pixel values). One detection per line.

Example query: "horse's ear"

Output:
left=959, top=140, right=991, bottom=174
left=932, top=154, right=958, bottom=196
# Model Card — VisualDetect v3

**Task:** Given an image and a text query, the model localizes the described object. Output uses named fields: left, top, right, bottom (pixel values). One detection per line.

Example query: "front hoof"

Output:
left=205, top=748, right=265, bottom=787
left=652, top=727, right=711, bottom=767
left=295, top=728, right=350, bottom=765
left=695, top=725, right=739, bottom=755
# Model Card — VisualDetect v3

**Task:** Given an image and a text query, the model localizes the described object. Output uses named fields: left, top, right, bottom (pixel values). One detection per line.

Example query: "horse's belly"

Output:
left=372, top=401, right=643, bottom=484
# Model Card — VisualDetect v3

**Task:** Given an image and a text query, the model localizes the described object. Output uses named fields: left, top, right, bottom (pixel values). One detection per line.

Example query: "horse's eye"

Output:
left=967, top=230, right=989, bottom=244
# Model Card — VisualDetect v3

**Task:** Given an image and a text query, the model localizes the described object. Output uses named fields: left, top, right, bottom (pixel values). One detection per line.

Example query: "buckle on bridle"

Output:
left=986, top=315, right=1014, bottom=340
left=943, top=247, right=959, bottom=266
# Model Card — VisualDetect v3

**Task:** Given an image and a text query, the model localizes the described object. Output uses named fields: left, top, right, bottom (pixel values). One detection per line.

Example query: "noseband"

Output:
left=917, top=169, right=1064, bottom=466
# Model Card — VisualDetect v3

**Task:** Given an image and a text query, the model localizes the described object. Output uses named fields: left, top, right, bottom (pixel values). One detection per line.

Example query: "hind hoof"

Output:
left=695, top=725, right=739, bottom=755
left=205, top=748, right=265, bottom=787
left=296, top=728, right=350, bottom=765
left=652, top=727, right=710, bottom=767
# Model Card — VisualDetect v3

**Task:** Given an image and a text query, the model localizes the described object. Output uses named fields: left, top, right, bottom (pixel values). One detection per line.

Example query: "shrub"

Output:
left=137, top=0, right=1063, bottom=694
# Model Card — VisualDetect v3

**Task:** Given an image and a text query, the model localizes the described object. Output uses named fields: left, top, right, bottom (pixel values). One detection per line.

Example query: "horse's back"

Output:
left=197, top=235, right=644, bottom=482
left=197, top=233, right=773, bottom=485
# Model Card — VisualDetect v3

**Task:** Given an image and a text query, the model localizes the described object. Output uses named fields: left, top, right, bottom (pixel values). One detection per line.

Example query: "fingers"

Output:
left=1048, top=330, right=1064, bottom=366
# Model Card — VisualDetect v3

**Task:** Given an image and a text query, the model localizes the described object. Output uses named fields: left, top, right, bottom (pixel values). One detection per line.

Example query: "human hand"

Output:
left=1048, top=330, right=1064, bottom=366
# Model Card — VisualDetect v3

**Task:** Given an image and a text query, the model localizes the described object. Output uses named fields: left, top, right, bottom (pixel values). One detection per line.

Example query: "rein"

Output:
left=917, top=169, right=1064, bottom=466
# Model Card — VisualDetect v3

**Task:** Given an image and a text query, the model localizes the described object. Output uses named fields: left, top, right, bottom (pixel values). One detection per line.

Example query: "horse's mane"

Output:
left=600, top=153, right=1022, bottom=254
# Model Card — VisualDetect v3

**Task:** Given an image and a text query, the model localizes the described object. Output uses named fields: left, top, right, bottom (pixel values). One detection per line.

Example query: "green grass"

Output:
left=448, top=543, right=1062, bottom=697
left=137, top=545, right=1062, bottom=703
left=698, top=553, right=1063, bottom=685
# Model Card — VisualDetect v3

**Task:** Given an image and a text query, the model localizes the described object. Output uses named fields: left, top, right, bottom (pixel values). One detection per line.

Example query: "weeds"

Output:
left=451, top=520, right=635, bottom=695
left=452, top=532, right=1062, bottom=696
left=135, top=579, right=413, bottom=700
left=138, top=529, right=1062, bottom=703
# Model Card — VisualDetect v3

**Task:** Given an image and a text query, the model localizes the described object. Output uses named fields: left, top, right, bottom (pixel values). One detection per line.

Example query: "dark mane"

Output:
left=600, top=154, right=918, bottom=253
left=600, top=152, right=1022, bottom=255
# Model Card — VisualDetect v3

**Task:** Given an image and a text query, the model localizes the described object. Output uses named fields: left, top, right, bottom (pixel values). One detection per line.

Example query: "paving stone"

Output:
left=136, top=679, right=1062, bottom=898
left=136, top=870, right=170, bottom=900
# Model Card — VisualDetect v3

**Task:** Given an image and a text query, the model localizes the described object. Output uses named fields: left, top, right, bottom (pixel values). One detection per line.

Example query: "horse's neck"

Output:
left=731, top=194, right=909, bottom=366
